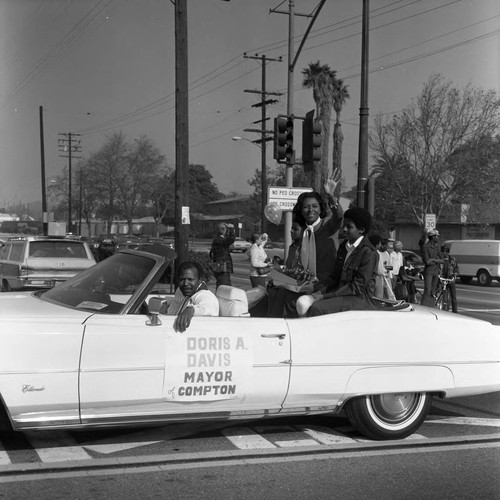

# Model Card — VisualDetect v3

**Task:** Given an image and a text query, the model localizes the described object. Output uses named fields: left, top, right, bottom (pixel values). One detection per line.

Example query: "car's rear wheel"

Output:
left=477, top=270, right=492, bottom=287
left=1, top=280, right=11, bottom=292
left=345, top=392, right=431, bottom=440
left=460, top=276, right=473, bottom=285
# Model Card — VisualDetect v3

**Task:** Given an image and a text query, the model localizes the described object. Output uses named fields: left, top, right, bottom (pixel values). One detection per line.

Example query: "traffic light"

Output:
left=302, top=109, right=322, bottom=172
left=274, top=115, right=294, bottom=163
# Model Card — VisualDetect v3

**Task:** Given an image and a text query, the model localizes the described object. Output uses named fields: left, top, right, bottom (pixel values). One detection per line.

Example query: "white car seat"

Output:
left=216, top=285, right=249, bottom=317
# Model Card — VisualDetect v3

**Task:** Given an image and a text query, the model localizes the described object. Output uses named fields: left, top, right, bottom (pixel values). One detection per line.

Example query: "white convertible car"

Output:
left=0, top=244, right=499, bottom=440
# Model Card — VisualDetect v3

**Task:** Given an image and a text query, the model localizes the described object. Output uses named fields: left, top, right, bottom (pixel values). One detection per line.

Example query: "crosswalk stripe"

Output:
left=355, top=434, right=426, bottom=443
left=222, top=427, right=276, bottom=449
left=33, top=444, right=92, bottom=463
left=427, top=416, right=500, bottom=427
left=27, top=434, right=92, bottom=463
left=298, top=425, right=358, bottom=445
left=0, top=441, right=11, bottom=465
left=275, top=439, right=319, bottom=447
left=84, top=441, right=162, bottom=454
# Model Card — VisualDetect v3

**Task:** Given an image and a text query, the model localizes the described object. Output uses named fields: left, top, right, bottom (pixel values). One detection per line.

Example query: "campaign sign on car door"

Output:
left=164, top=333, right=253, bottom=401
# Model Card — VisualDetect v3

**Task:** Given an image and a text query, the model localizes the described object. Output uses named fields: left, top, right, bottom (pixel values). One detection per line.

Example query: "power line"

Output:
left=192, top=25, right=499, bottom=152
left=76, top=64, right=261, bottom=136
left=245, top=0, right=420, bottom=57
left=303, top=0, right=464, bottom=54
left=1, top=0, right=116, bottom=109
left=339, top=13, right=500, bottom=74
left=72, top=1, right=422, bottom=136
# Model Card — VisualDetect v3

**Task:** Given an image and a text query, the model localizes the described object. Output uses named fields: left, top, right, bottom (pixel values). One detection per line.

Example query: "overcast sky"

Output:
left=0, top=0, right=498, bottom=208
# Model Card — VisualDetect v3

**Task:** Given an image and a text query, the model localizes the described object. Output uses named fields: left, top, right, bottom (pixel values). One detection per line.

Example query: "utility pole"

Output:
left=271, top=0, right=325, bottom=254
left=357, top=0, right=370, bottom=208
left=175, top=0, right=189, bottom=267
left=39, top=106, right=48, bottom=236
left=58, top=133, right=82, bottom=234
left=78, top=168, right=84, bottom=236
left=243, top=53, right=282, bottom=234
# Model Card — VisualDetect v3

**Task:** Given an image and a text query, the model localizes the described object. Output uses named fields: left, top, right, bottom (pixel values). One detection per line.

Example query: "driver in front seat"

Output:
left=166, top=261, right=219, bottom=332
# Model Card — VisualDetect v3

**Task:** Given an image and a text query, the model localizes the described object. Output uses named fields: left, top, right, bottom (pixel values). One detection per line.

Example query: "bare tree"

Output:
left=370, top=74, right=500, bottom=226
left=114, top=135, right=166, bottom=230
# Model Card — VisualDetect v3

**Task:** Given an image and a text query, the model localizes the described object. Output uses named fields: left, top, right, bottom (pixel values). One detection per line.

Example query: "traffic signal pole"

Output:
left=271, top=0, right=326, bottom=256
left=357, top=0, right=370, bottom=208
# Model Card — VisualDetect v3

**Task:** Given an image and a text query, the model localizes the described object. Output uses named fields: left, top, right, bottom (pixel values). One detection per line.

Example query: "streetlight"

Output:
left=232, top=136, right=267, bottom=233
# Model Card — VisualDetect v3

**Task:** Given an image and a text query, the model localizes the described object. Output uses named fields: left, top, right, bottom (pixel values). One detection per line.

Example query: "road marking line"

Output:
left=0, top=441, right=10, bottom=465
left=27, top=434, right=92, bottom=463
left=4, top=442, right=499, bottom=482
left=275, top=439, right=319, bottom=447
left=458, top=308, right=500, bottom=313
left=355, top=434, right=426, bottom=443
left=32, top=445, right=92, bottom=463
left=427, top=416, right=500, bottom=427
left=222, top=427, right=276, bottom=449
left=253, top=425, right=295, bottom=433
left=298, top=425, right=358, bottom=445
left=84, top=441, right=162, bottom=454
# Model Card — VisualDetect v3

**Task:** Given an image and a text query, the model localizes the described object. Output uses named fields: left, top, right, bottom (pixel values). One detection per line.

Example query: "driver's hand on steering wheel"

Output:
left=174, top=306, right=195, bottom=333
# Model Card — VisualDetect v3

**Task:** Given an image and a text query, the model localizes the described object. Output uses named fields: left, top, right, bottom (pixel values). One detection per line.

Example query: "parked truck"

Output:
left=444, top=239, right=500, bottom=286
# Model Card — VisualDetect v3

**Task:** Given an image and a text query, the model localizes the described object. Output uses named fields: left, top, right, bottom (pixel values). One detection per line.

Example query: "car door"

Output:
left=79, top=313, right=167, bottom=423
left=79, top=314, right=291, bottom=423
left=161, top=316, right=291, bottom=415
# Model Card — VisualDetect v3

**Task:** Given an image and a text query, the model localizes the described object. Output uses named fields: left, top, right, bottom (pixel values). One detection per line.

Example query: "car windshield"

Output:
left=40, top=252, right=159, bottom=312
left=29, top=240, right=88, bottom=258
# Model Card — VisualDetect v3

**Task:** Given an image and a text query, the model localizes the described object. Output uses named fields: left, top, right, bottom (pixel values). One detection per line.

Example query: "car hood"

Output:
left=0, top=292, right=93, bottom=321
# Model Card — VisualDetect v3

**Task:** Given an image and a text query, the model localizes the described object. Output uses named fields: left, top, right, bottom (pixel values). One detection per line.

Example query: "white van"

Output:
left=444, top=240, right=500, bottom=286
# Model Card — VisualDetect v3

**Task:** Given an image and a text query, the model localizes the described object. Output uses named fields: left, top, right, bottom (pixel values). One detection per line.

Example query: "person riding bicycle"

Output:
left=441, top=243, right=459, bottom=313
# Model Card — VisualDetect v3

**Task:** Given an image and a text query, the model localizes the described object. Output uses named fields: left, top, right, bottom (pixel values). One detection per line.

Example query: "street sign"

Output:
left=268, top=186, right=313, bottom=211
left=425, top=214, right=436, bottom=231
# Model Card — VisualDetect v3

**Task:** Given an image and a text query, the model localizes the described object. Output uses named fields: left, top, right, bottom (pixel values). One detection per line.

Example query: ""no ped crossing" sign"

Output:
left=267, top=186, right=313, bottom=211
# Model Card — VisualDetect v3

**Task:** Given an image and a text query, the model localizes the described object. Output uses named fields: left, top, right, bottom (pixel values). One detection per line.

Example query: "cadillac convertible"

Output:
left=0, top=244, right=499, bottom=440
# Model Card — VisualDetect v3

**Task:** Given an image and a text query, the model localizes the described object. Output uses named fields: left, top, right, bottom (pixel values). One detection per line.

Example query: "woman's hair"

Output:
left=250, top=232, right=261, bottom=244
left=344, top=207, right=372, bottom=233
left=292, top=191, right=327, bottom=224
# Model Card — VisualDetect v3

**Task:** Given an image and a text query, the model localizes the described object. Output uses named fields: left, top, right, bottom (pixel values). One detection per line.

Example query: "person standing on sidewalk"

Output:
left=421, top=229, right=443, bottom=307
left=209, top=222, right=235, bottom=289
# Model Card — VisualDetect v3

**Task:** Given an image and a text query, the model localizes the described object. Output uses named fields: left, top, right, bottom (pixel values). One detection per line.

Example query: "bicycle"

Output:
left=434, top=275, right=456, bottom=311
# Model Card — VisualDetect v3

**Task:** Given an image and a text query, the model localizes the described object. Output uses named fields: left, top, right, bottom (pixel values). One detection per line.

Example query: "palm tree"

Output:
left=302, top=61, right=337, bottom=193
left=332, top=78, right=350, bottom=197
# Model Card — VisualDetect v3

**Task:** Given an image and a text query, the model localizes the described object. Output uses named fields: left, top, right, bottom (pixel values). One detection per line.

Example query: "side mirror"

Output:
left=146, top=297, right=166, bottom=326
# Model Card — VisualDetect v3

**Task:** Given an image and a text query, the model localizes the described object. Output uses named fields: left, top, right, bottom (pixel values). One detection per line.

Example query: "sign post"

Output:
left=267, top=186, right=312, bottom=212
left=425, top=214, right=436, bottom=232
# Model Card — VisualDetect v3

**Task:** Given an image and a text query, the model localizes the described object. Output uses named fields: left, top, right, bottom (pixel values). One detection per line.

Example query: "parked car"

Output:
left=115, top=240, right=173, bottom=253
left=0, top=245, right=498, bottom=440
left=230, top=237, right=251, bottom=253
left=0, top=236, right=96, bottom=291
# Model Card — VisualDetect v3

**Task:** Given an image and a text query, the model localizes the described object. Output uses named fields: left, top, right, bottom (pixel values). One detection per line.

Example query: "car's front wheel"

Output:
left=345, top=392, right=431, bottom=440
